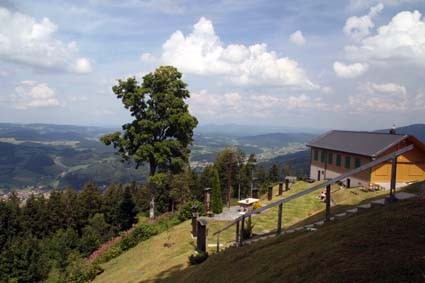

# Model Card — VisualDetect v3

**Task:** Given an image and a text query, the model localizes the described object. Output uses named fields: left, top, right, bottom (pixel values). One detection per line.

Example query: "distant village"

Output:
left=0, top=186, right=51, bottom=202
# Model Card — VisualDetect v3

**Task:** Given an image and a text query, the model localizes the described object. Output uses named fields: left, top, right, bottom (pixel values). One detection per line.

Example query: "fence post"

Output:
left=277, top=203, right=283, bottom=234
left=285, top=178, right=289, bottom=191
left=268, top=186, right=273, bottom=201
left=239, top=216, right=245, bottom=246
left=196, top=219, right=208, bottom=253
left=235, top=220, right=240, bottom=244
left=325, top=184, right=331, bottom=222
left=216, top=234, right=220, bottom=252
left=278, top=182, right=283, bottom=195
left=389, top=157, right=398, bottom=202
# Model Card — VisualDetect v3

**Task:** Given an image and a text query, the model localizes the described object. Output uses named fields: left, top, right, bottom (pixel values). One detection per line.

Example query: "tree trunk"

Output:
left=149, top=162, right=157, bottom=220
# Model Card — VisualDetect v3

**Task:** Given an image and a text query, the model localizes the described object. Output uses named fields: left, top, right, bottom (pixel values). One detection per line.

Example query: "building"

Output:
left=307, top=130, right=425, bottom=189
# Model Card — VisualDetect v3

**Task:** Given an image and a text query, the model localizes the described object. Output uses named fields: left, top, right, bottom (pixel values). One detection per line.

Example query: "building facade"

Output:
left=307, top=131, right=425, bottom=189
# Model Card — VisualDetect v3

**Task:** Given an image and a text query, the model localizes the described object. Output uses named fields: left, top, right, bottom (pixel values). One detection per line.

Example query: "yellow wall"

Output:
left=371, top=146, right=425, bottom=183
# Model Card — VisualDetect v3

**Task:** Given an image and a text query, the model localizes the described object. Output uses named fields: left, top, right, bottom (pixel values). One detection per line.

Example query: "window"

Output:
left=320, top=151, right=325, bottom=163
left=314, top=150, right=318, bottom=161
left=336, top=154, right=341, bottom=167
left=345, top=156, right=351, bottom=169
left=328, top=152, right=333, bottom=165
left=355, top=158, right=361, bottom=168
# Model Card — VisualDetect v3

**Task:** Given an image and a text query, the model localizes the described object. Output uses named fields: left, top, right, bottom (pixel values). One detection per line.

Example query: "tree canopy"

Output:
left=101, top=66, right=198, bottom=176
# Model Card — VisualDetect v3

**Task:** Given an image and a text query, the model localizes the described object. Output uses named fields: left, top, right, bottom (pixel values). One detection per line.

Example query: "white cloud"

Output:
left=346, top=10, right=425, bottom=64
left=349, top=82, right=408, bottom=112
left=160, top=17, right=317, bottom=89
left=140, top=52, right=156, bottom=63
left=414, top=92, right=425, bottom=110
left=333, top=61, right=369, bottom=78
left=0, top=7, right=92, bottom=73
left=348, top=0, right=420, bottom=10
left=188, top=89, right=339, bottom=121
left=12, top=81, right=60, bottom=109
left=289, top=30, right=306, bottom=46
left=344, top=3, right=384, bottom=41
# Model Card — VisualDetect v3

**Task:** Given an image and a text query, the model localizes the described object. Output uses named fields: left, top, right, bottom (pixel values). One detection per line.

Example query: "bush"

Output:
left=120, top=224, right=159, bottom=251
left=252, top=201, right=262, bottom=210
left=188, top=251, right=208, bottom=265
left=178, top=200, right=203, bottom=221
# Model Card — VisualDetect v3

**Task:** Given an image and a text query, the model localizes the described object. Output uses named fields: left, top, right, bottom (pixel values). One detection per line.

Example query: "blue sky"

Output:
left=0, top=0, right=424, bottom=130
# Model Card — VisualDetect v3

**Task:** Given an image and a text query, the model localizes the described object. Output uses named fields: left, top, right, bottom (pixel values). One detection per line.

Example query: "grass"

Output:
left=205, top=181, right=404, bottom=249
left=92, top=219, right=195, bottom=283
left=93, top=181, right=425, bottom=282
left=160, top=195, right=425, bottom=283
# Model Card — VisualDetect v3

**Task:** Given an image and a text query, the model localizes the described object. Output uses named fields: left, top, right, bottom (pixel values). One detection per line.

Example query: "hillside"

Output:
left=376, top=123, right=425, bottom=142
left=162, top=196, right=425, bottom=283
left=0, top=123, right=315, bottom=190
left=91, top=182, right=425, bottom=283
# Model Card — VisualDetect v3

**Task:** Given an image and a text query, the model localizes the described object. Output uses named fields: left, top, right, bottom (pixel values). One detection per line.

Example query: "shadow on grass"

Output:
left=139, top=264, right=186, bottom=283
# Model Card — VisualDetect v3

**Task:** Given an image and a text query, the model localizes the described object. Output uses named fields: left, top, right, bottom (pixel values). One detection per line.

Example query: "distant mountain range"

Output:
left=376, top=124, right=425, bottom=143
left=0, top=122, right=423, bottom=191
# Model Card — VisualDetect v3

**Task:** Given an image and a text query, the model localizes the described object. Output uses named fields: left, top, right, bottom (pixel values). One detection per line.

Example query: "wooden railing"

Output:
left=212, top=144, right=414, bottom=251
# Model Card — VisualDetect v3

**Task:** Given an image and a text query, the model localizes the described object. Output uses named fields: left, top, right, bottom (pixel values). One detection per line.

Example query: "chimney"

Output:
left=389, top=123, right=396, bottom=135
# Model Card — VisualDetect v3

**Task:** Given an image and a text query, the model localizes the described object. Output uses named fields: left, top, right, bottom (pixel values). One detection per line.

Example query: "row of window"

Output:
left=313, top=149, right=361, bottom=169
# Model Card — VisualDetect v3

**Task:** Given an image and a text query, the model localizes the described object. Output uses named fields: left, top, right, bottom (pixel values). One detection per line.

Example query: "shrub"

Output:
left=188, top=251, right=208, bottom=265
left=178, top=200, right=203, bottom=222
left=252, top=201, right=262, bottom=210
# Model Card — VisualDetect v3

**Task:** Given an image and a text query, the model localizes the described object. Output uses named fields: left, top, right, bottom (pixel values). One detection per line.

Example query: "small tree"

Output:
left=211, top=169, right=223, bottom=214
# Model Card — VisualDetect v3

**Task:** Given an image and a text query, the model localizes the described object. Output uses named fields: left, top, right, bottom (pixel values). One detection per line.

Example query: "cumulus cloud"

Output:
left=140, top=52, right=156, bottom=63
left=348, top=0, right=421, bottom=11
left=349, top=82, right=408, bottom=112
left=333, top=61, right=369, bottom=78
left=0, top=7, right=92, bottom=73
left=346, top=10, right=425, bottom=64
left=160, top=17, right=317, bottom=89
left=344, top=3, right=384, bottom=41
left=414, top=92, right=425, bottom=110
left=12, top=81, right=60, bottom=109
left=188, top=89, right=339, bottom=120
left=289, top=30, right=306, bottom=46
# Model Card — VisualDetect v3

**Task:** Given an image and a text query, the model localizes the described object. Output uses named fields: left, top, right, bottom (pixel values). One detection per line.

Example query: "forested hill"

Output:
left=0, top=123, right=315, bottom=191
left=375, top=123, right=425, bottom=142
left=236, top=133, right=315, bottom=148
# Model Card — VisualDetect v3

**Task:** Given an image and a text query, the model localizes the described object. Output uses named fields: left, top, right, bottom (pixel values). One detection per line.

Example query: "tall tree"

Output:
left=101, top=66, right=198, bottom=219
left=268, top=164, right=280, bottom=183
left=211, top=169, right=223, bottom=214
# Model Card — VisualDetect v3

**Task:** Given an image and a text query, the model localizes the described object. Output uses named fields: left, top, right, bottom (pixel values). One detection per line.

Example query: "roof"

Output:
left=307, top=130, right=409, bottom=157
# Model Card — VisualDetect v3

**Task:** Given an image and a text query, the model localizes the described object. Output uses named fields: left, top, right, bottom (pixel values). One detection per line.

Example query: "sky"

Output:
left=0, top=0, right=424, bottom=131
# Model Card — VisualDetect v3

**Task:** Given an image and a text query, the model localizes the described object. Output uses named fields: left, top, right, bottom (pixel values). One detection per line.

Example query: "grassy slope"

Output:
left=163, top=196, right=425, bottom=283
left=93, top=182, right=424, bottom=283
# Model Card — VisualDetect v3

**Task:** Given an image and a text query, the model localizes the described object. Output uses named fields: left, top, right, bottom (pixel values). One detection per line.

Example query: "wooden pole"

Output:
left=277, top=203, right=283, bottom=234
left=235, top=220, right=240, bottom=244
left=217, top=234, right=220, bottom=252
left=268, top=186, right=273, bottom=201
left=390, top=157, right=397, bottom=201
left=239, top=216, right=245, bottom=246
left=278, top=182, right=283, bottom=195
left=325, top=184, right=331, bottom=222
